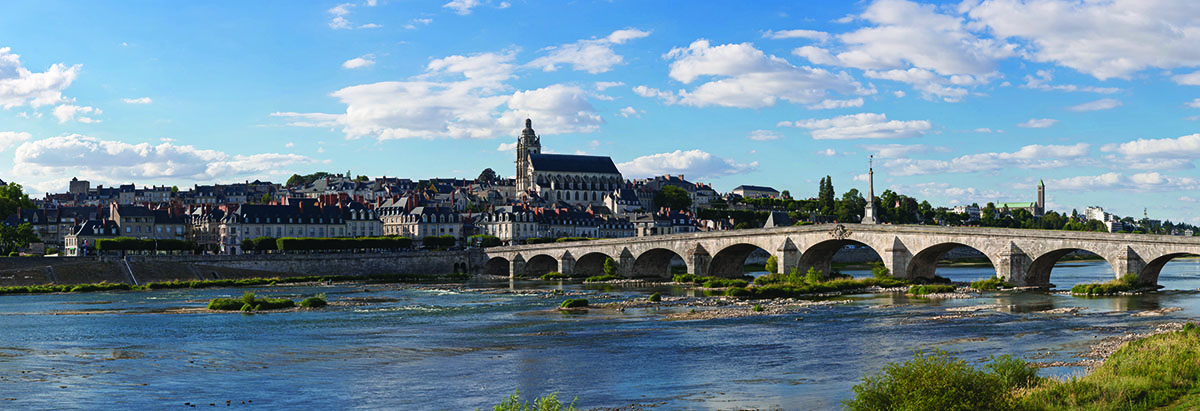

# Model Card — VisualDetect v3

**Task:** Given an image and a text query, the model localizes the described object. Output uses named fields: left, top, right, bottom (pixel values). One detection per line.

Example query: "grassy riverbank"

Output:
left=0, top=272, right=470, bottom=295
left=844, top=325, right=1200, bottom=410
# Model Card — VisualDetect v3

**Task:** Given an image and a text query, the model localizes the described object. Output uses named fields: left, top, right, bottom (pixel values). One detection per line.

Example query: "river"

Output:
left=1, top=258, right=1198, bottom=410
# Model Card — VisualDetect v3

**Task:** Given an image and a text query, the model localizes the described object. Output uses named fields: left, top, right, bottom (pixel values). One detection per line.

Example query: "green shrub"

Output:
left=908, top=284, right=956, bottom=295
left=468, top=234, right=502, bottom=248
left=844, top=349, right=1027, bottom=411
left=725, top=287, right=751, bottom=297
left=602, top=257, right=617, bottom=276
left=912, top=275, right=952, bottom=285
left=1071, top=273, right=1143, bottom=295
left=488, top=389, right=578, bottom=411
left=870, top=262, right=891, bottom=279
left=210, top=292, right=295, bottom=311
left=647, top=293, right=662, bottom=302
left=584, top=275, right=621, bottom=282
left=986, top=354, right=1040, bottom=391
left=752, top=304, right=764, bottom=312
left=299, top=295, right=328, bottom=308
left=207, top=298, right=244, bottom=310
left=559, top=299, right=588, bottom=309
left=554, top=237, right=595, bottom=243
left=701, top=278, right=748, bottom=288
left=971, top=277, right=1013, bottom=291
left=672, top=273, right=698, bottom=283
left=764, top=255, right=778, bottom=273
left=804, top=267, right=825, bottom=285
left=540, top=272, right=569, bottom=280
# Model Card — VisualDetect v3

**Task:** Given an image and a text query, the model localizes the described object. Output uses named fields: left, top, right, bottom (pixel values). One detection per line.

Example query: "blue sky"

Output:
left=2, top=0, right=1199, bottom=222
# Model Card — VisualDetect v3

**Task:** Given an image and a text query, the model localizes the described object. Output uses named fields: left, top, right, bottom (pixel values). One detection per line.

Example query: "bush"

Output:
left=559, top=299, right=588, bottom=309
left=207, top=298, right=244, bottom=310
left=468, top=234, right=502, bottom=248
left=870, top=262, right=891, bottom=279
left=540, top=272, right=568, bottom=280
left=1071, top=273, right=1143, bottom=295
left=986, top=354, right=1040, bottom=391
left=908, top=284, right=957, bottom=295
left=971, top=277, right=1013, bottom=291
left=489, top=389, right=578, bottom=411
left=725, top=287, right=752, bottom=297
left=524, top=237, right=556, bottom=245
left=602, top=257, right=617, bottom=276
left=672, top=273, right=698, bottom=283
left=554, top=237, right=594, bottom=243
left=752, top=304, right=764, bottom=312
left=764, top=255, right=778, bottom=273
left=702, top=278, right=748, bottom=288
left=208, top=292, right=295, bottom=311
left=804, top=267, right=825, bottom=285
left=584, top=275, right=621, bottom=283
left=912, top=275, right=952, bottom=285
left=647, top=293, right=662, bottom=302
left=299, top=294, right=327, bottom=308
left=844, top=349, right=1029, bottom=411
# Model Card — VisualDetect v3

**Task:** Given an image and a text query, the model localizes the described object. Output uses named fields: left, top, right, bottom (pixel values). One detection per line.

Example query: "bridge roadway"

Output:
left=474, top=223, right=1200, bottom=286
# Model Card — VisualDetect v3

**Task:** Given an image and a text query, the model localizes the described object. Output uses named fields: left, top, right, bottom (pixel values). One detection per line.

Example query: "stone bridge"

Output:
left=474, top=224, right=1200, bottom=286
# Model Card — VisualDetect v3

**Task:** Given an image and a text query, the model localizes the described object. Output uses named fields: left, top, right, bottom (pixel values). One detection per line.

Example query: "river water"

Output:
left=2, top=259, right=1199, bottom=410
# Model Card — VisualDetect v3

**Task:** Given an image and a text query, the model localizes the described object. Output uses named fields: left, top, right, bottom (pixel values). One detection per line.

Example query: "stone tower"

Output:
left=1036, top=179, right=1045, bottom=216
left=515, top=118, right=541, bottom=192
left=861, top=155, right=879, bottom=224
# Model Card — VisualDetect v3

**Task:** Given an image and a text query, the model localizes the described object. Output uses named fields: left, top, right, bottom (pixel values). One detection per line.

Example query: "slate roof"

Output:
left=529, top=153, right=621, bottom=174
left=734, top=185, right=779, bottom=193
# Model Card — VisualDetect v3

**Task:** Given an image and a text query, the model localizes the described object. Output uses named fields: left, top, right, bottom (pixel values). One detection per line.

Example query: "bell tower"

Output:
left=515, top=118, right=541, bottom=192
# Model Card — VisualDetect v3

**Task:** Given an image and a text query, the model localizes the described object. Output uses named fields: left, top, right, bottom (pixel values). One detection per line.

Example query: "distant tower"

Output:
left=861, top=155, right=879, bottom=224
left=515, top=118, right=542, bottom=192
left=1036, top=179, right=1045, bottom=216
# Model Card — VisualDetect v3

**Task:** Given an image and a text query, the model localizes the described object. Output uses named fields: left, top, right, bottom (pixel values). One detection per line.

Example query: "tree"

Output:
left=603, top=257, right=617, bottom=276
left=0, top=183, right=35, bottom=219
left=818, top=176, right=835, bottom=212
left=477, top=168, right=498, bottom=183
left=653, top=185, right=692, bottom=211
left=781, top=190, right=791, bottom=199
left=765, top=255, right=779, bottom=273
left=0, top=223, right=38, bottom=255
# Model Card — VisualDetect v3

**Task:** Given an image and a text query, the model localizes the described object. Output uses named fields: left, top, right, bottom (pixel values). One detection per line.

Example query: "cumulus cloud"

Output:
left=1022, top=70, right=1120, bottom=94
left=52, top=104, right=101, bottom=123
left=747, top=130, right=781, bottom=141
left=11, top=135, right=318, bottom=191
left=122, top=97, right=152, bottom=104
left=1067, top=98, right=1121, bottom=112
left=0, top=47, right=81, bottom=109
left=280, top=50, right=605, bottom=140
left=527, top=28, right=650, bottom=74
left=1049, top=172, right=1200, bottom=192
left=1176, top=70, right=1200, bottom=86
left=806, top=98, right=864, bottom=109
left=861, top=143, right=940, bottom=159
left=661, top=39, right=871, bottom=109
left=779, top=112, right=931, bottom=140
left=892, top=182, right=1005, bottom=206
left=617, top=149, right=757, bottom=179
left=1187, top=99, right=1200, bottom=109
left=594, top=81, right=624, bottom=91
left=763, top=29, right=831, bottom=42
left=1018, top=118, right=1057, bottom=128
left=496, top=141, right=516, bottom=152
left=631, top=85, right=678, bottom=104
left=1101, top=133, right=1200, bottom=160
left=816, top=148, right=839, bottom=156
left=885, top=143, right=1090, bottom=176
left=0, top=131, right=32, bottom=152
left=328, top=2, right=381, bottom=29
left=342, top=55, right=375, bottom=69
left=443, top=0, right=483, bottom=15
left=404, top=18, right=433, bottom=30
left=968, top=0, right=1200, bottom=80
left=618, top=106, right=642, bottom=118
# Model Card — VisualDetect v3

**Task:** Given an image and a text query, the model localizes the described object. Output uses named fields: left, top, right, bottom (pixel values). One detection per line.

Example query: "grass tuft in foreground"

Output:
left=559, top=299, right=588, bottom=309
left=583, top=275, right=621, bottom=282
left=908, top=284, right=957, bottom=296
left=540, top=272, right=569, bottom=280
left=970, top=276, right=1014, bottom=291
left=207, top=291, right=296, bottom=311
left=484, top=389, right=578, bottom=411
left=299, top=294, right=327, bottom=308
left=844, top=349, right=1039, bottom=411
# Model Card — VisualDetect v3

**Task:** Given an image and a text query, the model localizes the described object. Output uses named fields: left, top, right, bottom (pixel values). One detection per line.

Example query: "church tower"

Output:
left=515, top=118, right=541, bottom=192
left=861, top=155, right=879, bottom=224
left=1036, top=179, right=1045, bottom=216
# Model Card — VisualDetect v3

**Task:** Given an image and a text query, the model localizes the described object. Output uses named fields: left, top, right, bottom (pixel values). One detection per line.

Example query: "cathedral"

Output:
left=514, top=119, right=623, bottom=206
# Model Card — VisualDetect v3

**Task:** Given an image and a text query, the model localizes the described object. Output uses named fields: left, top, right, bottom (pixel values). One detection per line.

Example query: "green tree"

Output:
left=780, top=190, right=791, bottom=199
left=764, top=255, right=779, bottom=273
left=653, top=185, right=692, bottom=211
left=0, top=223, right=38, bottom=255
left=818, top=176, right=835, bottom=213
left=477, top=168, right=498, bottom=182
left=603, top=257, right=617, bottom=276
left=0, top=182, right=36, bottom=219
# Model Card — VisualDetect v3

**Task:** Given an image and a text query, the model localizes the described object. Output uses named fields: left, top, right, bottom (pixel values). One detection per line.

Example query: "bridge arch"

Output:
left=797, top=239, right=883, bottom=278
left=524, top=254, right=559, bottom=277
left=484, top=257, right=510, bottom=276
left=573, top=252, right=614, bottom=278
left=1024, top=248, right=1114, bottom=286
left=1139, top=252, right=1199, bottom=285
left=632, top=248, right=687, bottom=278
left=709, top=243, right=773, bottom=278
left=906, top=242, right=996, bottom=280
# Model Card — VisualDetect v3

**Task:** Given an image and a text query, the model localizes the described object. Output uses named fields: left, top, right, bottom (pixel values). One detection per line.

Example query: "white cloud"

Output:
left=1101, top=133, right=1200, bottom=160
left=780, top=112, right=931, bottom=140
left=1022, top=70, right=1121, bottom=94
left=496, top=141, right=516, bottom=152
left=527, top=28, right=650, bottom=74
left=594, top=81, right=624, bottom=91
left=861, top=143, right=939, bottom=159
left=52, top=104, right=101, bottom=123
left=1049, top=172, right=1200, bottom=192
left=1187, top=99, right=1200, bottom=109
left=0, top=131, right=32, bottom=151
left=806, top=98, right=863, bottom=110
left=632, top=85, right=678, bottom=104
left=892, top=182, right=1005, bottom=206
left=747, top=130, right=781, bottom=141
left=967, top=0, right=1200, bottom=80
left=328, top=3, right=380, bottom=29
left=11, top=135, right=318, bottom=191
left=282, top=51, right=605, bottom=140
left=285, top=142, right=295, bottom=148
left=885, top=143, right=1090, bottom=176
left=1018, top=118, right=1057, bottom=128
left=662, top=39, right=871, bottom=109
left=1176, top=70, right=1200, bottom=86
left=763, top=29, right=831, bottom=42
left=893, top=90, right=905, bottom=98
left=973, top=128, right=994, bottom=133
left=122, top=97, right=152, bottom=104
left=0, top=47, right=81, bottom=109
left=342, top=55, right=375, bottom=69
left=816, top=148, right=838, bottom=156
left=443, top=0, right=483, bottom=15
left=404, top=18, right=433, bottom=30
left=1067, top=98, right=1121, bottom=112
left=618, top=106, right=642, bottom=118
left=617, top=149, right=757, bottom=179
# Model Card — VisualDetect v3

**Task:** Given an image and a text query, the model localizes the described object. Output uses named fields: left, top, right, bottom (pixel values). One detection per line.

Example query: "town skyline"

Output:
left=2, top=1, right=1200, bottom=223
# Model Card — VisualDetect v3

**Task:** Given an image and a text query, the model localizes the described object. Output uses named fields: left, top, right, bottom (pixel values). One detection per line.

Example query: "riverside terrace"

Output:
left=476, top=223, right=1200, bottom=286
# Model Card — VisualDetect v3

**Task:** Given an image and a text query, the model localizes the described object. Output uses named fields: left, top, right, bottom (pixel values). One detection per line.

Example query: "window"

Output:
left=126, top=227, right=131, bottom=233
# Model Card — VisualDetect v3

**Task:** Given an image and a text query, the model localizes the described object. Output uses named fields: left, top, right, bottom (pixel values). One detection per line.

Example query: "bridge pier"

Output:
left=560, top=251, right=576, bottom=277
left=618, top=248, right=635, bottom=278
left=995, top=243, right=1034, bottom=286
left=689, top=244, right=711, bottom=277
left=881, top=238, right=911, bottom=280
left=1111, top=246, right=1146, bottom=282
left=511, top=254, right=526, bottom=279
left=778, top=239, right=798, bottom=275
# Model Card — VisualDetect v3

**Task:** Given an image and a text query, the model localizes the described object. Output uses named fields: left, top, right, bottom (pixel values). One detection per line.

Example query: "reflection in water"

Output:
left=0, top=259, right=1198, bottom=409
